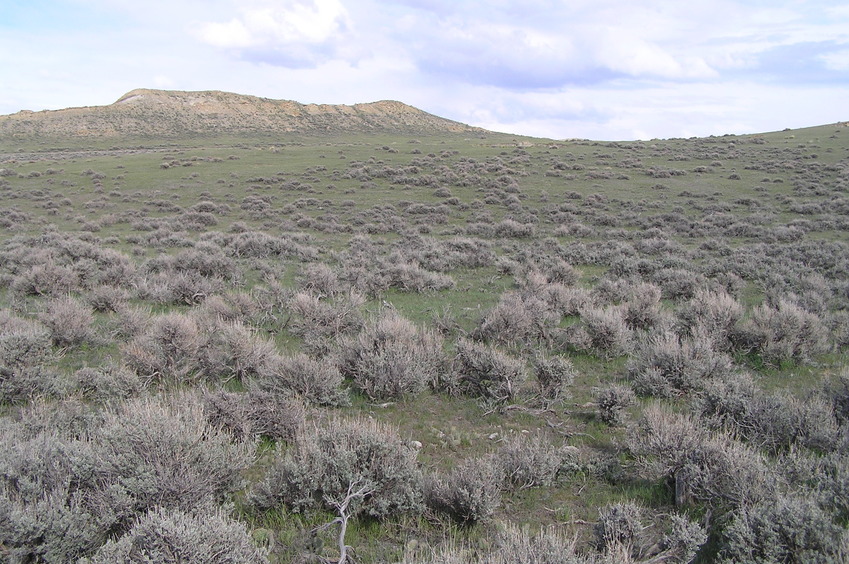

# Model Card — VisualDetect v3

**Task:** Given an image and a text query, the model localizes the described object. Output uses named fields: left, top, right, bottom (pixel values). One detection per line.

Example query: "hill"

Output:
left=0, top=88, right=484, bottom=139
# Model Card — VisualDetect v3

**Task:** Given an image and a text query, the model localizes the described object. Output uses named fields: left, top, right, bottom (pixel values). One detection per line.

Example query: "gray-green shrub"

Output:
left=39, top=295, right=95, bottom=348
left=579, top=305, right=633, bottom=358
left=0, top=426, right=123, bottom=563
left=71, top=363, right=142, bottom=401
left=496, top=432, right=570, bottom=489
left=740, top=299, right=830, bottom=365
left=84, top=504, right=269, bottom=564
left=0, top=311, right=56, bottom=403
left=203, top=390, right=305, bottom=441
left=623, top=282, right=664, bottom=331
left=339, top=310, right=445, bottom=399
left=425, top=456, right=501, bottom=524
left=719, top=495, right=844, bottom=564
left=596, top=384, right=637, bottom=425
left=629, top=405, right=775, bottom=512
left=122, top=312, right=203, bottom=385
left=628, top=329, right=732, bottom=397
left=97, top=393, right=256, bottom=513
left=453, top=338, right=527, bottom=403
left=249, top=417, right=423, bottom=519
left=473, top=291, right=557, bottom=345
left=532, top=352, right=575, bottom=405
left=252, top=352, right=348, bottom=407
left=677, top=288, right=743, bottom=350
left=196, top=318, right=277, bottom=383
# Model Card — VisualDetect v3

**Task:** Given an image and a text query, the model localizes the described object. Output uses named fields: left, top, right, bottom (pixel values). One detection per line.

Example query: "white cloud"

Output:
left=821, top=49, right=849, bottom=71
left=195, top=0, right=350, bottom=49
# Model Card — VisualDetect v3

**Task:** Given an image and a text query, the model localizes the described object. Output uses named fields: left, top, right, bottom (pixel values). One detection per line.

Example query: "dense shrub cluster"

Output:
left=0, top=393, right=255, bottom=562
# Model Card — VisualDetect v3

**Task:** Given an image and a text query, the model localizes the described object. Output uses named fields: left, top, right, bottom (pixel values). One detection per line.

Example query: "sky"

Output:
left=1, top=0, right=847, bottom=140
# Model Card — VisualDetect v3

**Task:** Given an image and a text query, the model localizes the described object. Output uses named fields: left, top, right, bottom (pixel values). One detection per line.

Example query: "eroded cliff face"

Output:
left=0, top=89, right=482, bottom=138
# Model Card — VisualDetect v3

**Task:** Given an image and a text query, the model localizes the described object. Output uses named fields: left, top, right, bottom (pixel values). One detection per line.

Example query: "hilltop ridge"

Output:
left=0, top=89, right=484, bottom=139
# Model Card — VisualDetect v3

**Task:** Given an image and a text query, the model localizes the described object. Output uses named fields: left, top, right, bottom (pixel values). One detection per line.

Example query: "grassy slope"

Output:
left=1, top=122, right=848, bottom=562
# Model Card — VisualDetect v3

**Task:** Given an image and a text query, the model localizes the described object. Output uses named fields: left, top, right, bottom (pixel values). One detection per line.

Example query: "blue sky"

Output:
left=1, top=0, right=847, bottom=140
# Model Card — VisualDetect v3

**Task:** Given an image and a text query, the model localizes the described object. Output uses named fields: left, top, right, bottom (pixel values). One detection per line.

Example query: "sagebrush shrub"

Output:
left=677, top=288, right=743, bottom=349
left=108, top=304, right=151, bottom=340
left=487, top=523, right=583, bottom=564
left=789, top=451, right=849, bottom=522
left=71, top=363, right=142, bottom=401
left=203, top=390, right=305, bottom=441
left=745, top=392, right=840, bottom=453
left=593, top=502, right=642, bottom=555
left=97, top=393, right=256, bottom=513
left=629, top=405, right=775, bottom=512
left=384, top=260, right=455, bottom=292
left=0, top=420, right=128, bottom=562
left=86, top=284, right=129, bottom=313
left=339, top=310, right=446, bottom=399
left=541, top=284, right=594, bottom=317
left=453, top=338, right=527, bottom=403
left=740, top=299, right=830, bottom=365
left=84, top=504, right=269, bottom=564
left=40, top=295, right=95, bottom=347
left=623, top=282, right=664, bottom=331
left=122, top=312, right=203, bottom=385
left=12, top=261, right=79, bottom=297
left=826, top=368, right=849, bottom=425
left=595, top=384, right=637, bottom=425
left=288, top=290, right=365, bottom=343
left=628, top=329, right=732, bottom=397
left=719, top=495, right=844, bottom=564
left=425, top=456, right=501, bottom=524
left=532, top=352, right=575, bottom=405
left=0, top=311, right=56, bottom=403
left=135, top=269, right=221, bottom=305
left=250, top=417, right=423, bottom=519
left=579, top=305, right=633, bottom=358
left=473, top=291, right=557, bottom=345
left=496, top=432, right=570, bottom=489
left=696, top=374, right=841, bottom=453
left=196, top=318, right=277, bottom=382
left=692, top=371, right=758, bottom=429
left=252, top=352, right=349, bottom=406
left=593, top=503, right=706, bottom=563
left=494, top=219, right=535, bottom=238
left=297, top=262, right=340, bottom=296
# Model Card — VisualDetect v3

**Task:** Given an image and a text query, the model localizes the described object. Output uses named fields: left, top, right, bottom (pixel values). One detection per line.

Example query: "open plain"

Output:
left=1, top=92, right=848, bottom=563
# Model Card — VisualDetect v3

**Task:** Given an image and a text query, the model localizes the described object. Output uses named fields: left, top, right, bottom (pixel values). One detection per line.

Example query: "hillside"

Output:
left=0, top=88, right=483, bottom=138
left=1, top=110, right=848, bottom=563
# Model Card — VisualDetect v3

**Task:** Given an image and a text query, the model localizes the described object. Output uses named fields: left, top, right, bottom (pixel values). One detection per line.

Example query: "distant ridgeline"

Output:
left=0, top=89, right=484, bottom=138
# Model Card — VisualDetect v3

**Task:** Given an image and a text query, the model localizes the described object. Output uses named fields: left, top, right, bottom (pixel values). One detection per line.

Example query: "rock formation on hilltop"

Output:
left=0, top=89, right=483, bottom=138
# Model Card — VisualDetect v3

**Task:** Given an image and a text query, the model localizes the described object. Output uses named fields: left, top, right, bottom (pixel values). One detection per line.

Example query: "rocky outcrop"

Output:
left=0, top=89, right=482, bottom=138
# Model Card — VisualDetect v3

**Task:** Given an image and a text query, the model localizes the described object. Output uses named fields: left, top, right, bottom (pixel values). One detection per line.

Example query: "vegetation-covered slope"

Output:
left=0, top=117, right=848, bottom=563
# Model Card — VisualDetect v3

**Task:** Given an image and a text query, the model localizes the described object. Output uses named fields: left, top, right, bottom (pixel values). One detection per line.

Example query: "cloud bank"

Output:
left=1, top=0, right=847, bottom=139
